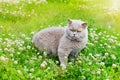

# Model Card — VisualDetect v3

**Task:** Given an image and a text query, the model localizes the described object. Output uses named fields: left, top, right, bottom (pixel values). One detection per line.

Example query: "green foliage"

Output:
left=0, top=0, right=120, bottom=80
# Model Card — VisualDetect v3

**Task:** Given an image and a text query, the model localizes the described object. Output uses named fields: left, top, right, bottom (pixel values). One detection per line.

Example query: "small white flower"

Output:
left=111, top=54, right=116, bottom=60
left=100, top=62, right=105, bottom=66
left=78, top=60, right=82, bottom=65
left=30, top=68, right=34, bottom=72
left=36, top=77, right=41, bottom=80
left=27, top=45, right=31, bottom=49
left=40, top=63, right=46, bottom=69
left=43, top=52, right=47, bottom=56
left=28, top=73, right=33, bottom=78
left=88, top=62, right=92, bottom=65
left=30, top=32, right=35, bottom=35
left=4, top=48, right=8, bottom=52
left=112, top=64, right=117, bottom=68
left=18, top=47, right=24, bottom=51
left=21, top=34, right=26, bottom=38
left=14, top=61, right=18, bottom=65
left=104, top=53, right=109, bottom=57
left=17, top=70, right=22, bottom=75
left=56, top=60, right=59, bottom=64
left=37, top=52, right=40, bottom=55
left=68, top=62, right=72, bottom=65
left=43, top=61, right=47, bottom=65
left=96, top=69, right=101, bottom=74
left=95, top=54, right=101, bottom=57
left=17, top=52, right=21, bottom=55
left=0, top=56, right=6, bottom=61
left=106, top=45, right=111, bottom=49
left=38, top=55, right=42, bottom=59
left=47, top=67, right=50, bottom=70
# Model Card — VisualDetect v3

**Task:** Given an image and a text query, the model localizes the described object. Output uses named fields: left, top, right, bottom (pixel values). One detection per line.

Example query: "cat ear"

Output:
left=68, top=19, right=72, bottom=24
left=82, top=22, right=87, bottom=29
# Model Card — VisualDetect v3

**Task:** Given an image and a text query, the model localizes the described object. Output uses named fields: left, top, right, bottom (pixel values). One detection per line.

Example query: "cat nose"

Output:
left=73, top=34, right=75, bottom=36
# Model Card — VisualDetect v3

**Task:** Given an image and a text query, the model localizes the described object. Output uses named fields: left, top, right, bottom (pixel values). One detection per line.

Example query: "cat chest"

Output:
left=71, top=41, right=83, bottom=49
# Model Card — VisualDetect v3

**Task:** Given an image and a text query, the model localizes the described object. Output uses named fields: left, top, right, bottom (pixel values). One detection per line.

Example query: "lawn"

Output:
left=0, top=0, right=120, bottom=80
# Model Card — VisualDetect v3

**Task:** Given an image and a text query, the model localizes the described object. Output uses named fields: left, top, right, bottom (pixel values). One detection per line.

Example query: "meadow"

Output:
left=0, top=0, right=120, bottom=80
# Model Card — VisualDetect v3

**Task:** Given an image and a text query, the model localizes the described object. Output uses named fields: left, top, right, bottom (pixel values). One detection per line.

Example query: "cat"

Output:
left=32, top=19, right=88, bottom=70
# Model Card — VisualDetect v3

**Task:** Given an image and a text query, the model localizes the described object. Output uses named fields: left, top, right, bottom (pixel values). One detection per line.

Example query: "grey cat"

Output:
left=32, top=19, right=88, bottom=69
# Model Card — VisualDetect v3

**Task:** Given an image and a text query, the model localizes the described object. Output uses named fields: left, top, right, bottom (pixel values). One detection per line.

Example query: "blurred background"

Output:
left=0, top=0, right=120, bottom=35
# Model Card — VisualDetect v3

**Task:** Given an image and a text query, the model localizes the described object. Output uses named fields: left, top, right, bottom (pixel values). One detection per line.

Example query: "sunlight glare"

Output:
left=112, top=0, right=119, bottom=10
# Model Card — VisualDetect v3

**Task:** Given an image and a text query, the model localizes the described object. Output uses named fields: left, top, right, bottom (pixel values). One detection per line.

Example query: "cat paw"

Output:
left=60, top=64, right=66, bottom=70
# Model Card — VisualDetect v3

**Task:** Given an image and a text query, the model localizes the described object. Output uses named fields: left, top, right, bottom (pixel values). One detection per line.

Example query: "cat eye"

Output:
left=70, top=29, right=76, bottom=32
left=77, top=30, right=81, bottom=32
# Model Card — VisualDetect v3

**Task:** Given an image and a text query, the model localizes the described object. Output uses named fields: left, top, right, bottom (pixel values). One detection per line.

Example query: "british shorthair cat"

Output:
left=32, top=19, right=88, bottom=70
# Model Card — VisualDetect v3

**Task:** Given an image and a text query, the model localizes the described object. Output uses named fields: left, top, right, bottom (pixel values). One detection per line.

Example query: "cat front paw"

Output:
left=60, top=64, right=66, bottom=70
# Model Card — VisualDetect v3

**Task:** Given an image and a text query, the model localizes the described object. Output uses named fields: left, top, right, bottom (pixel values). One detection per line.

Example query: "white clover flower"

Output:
left=30, top=68, right=34, bottom=72
left=95, top=54, right=101, bottom=57
left=104, top=53, right=109, bottom=57
left=43, top=51, right=47, bottom=56
left=24, top=66, right=28, bottom=72
left=21, top=34, right=26, bottom=38
left=18, top=47, right=24, bottom=51
left=17, top=70, right=22, bottom=75
left=100, top=62, right=105, bottom=66
left=43, top=61, right=47, bottom=65
left=4, top=48, right=8, bottom=52
left=40, top=63, right=46, bottom=69
left=78, top=60, right=82, bottom=65
left=26, top=37, right=31, bottom=41
left=112, top=64, right=117, bottom=68
left=27, top=45, right=31, bottom=49
left=17, top=52, right=21, bottom=55
left=56, top=60, right=59, bottom=64
left=14, top=61, right=18, bottom=65
left=68, top=62, right=72, bottom=65
left=36, top=77, right=41, bottom=80
left=28, top=73, right=33, bottom=78
left=96, top=69, right=101, bottom=74
left=47, top=67, right=50, bottom=70
left=30, top=32, right=35, bottom=35
left=38, top=55, right=42, bottom=59
left=9, top=48, right=15, bottom=54
left=109, top=38, right=114, bottom=43
left=10, top=54, right=14, bottom=57
left=0, top=56, right=8, bottom=61
left=106, top=45, right=111, bottom=49
left=111, top=54, right=116, bottom=60
left=88, top=62, right=92, bottom=65
left=37, top=52, right=40, bottom=55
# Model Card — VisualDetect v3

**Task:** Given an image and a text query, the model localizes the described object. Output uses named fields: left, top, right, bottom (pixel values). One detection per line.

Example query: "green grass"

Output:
left=0, top=0, right=120, bottom=80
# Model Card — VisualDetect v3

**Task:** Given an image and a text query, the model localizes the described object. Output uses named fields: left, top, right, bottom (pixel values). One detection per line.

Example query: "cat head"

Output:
left=66, top=19, right=88, bottom=41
